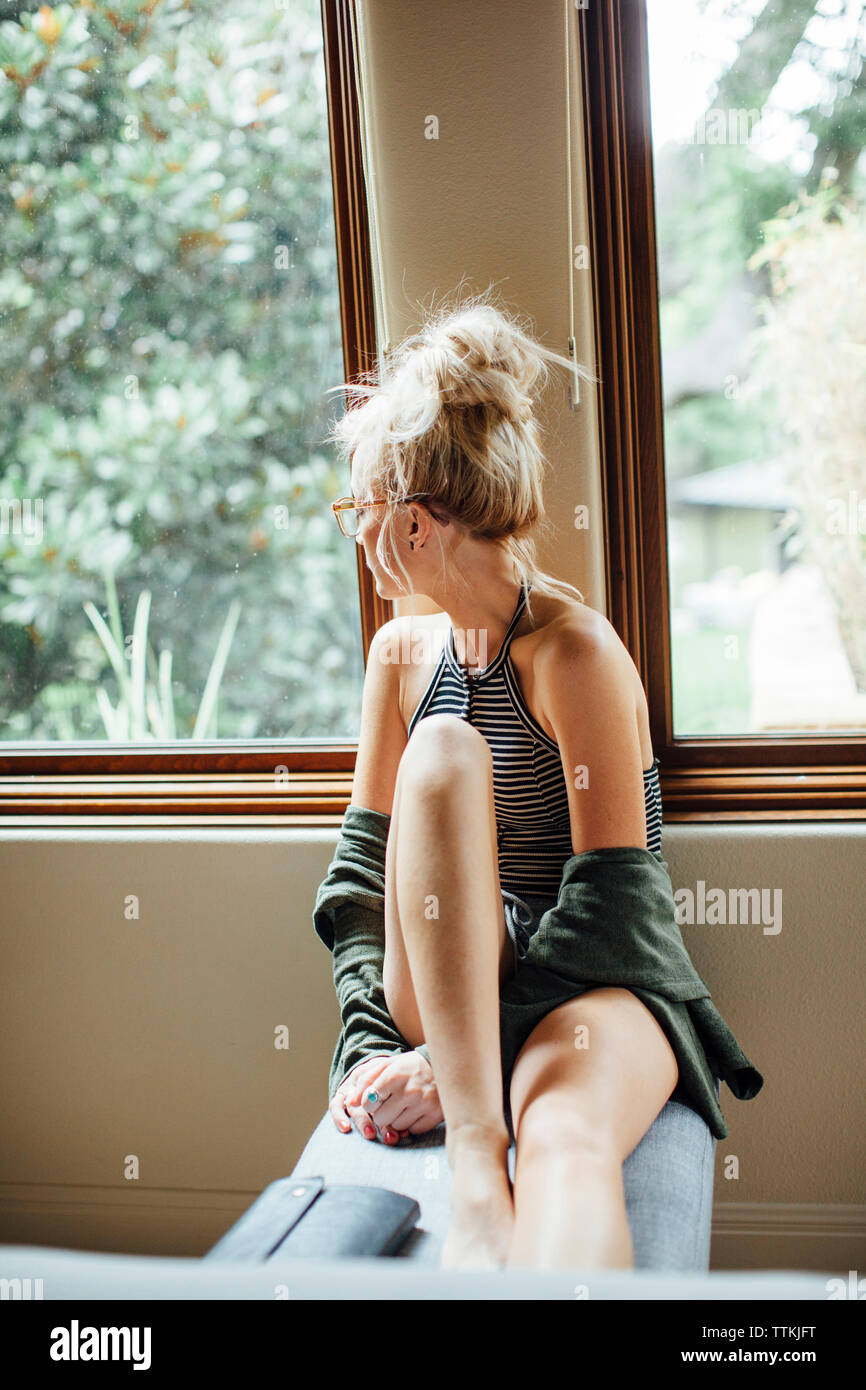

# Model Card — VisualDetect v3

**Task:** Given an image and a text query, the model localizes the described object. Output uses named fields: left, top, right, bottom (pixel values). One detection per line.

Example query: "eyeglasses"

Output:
left=330, top=493, right=448, bottom=538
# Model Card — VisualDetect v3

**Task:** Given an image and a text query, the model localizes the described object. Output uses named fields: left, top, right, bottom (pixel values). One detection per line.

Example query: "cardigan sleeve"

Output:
left=313, top=804, right=433, bottom=1102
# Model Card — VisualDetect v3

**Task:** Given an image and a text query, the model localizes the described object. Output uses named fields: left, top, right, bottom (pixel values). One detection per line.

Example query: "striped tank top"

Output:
left=406, top=582, right=662, bottom=897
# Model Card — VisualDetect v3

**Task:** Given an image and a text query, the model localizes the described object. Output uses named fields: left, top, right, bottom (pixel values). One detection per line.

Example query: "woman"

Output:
left=313, top=294, right=763, bottom=1271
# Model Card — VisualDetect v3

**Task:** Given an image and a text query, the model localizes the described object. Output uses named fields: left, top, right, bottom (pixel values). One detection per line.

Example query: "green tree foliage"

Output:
left=651, top=0, right=865, bottom=524
left=0, top=0, right=364, bottom=740
left=747, top=179, right=866, bottom=691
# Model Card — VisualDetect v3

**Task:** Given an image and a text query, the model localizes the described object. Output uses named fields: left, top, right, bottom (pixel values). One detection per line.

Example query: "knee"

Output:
left=399, top=714, right=491, bottom=795
left=515, top=1093, right=620, bottom=1166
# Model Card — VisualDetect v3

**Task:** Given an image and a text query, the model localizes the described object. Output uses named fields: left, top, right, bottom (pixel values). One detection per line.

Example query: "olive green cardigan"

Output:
left=312, top=804, right=764, bottom=1138
left=312, top=805, right=434, bottom=1097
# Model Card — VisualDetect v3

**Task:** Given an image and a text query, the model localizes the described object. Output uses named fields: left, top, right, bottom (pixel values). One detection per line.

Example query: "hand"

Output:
left=351, top=1050, right=445, bottom=1142
left=331, top=1051, right=444, bottom=1142
left=330, top=1056, right=393, bottom=1140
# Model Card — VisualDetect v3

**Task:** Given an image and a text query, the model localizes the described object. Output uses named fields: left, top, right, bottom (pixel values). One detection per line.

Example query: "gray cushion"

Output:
left=290, top=1084, right=719, bottom=1270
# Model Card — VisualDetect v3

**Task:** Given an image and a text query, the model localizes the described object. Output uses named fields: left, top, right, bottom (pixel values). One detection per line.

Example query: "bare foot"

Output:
left=440, top=1128, right=514, bottom=1271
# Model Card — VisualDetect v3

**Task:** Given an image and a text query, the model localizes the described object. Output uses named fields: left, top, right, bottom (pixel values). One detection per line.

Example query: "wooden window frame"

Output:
left=0, top=0, right=382, bottom=824
left=578, top=0, right=866, bottom=821
left=2, top=0, right=864, bottom=824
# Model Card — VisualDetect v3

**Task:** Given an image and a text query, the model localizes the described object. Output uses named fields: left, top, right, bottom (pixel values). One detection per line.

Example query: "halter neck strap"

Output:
left=447, top=581, right=531, bottom=680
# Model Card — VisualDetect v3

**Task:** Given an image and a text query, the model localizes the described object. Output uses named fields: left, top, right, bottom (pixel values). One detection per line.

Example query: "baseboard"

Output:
left=2, top=1186, right=864, bottom=1275
left=710, top=1203, right=866, bottom=1274
left=0, top=1182, right=254, bottom=1258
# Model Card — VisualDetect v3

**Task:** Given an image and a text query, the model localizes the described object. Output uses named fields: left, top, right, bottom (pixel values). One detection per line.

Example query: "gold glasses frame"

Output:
left=330, top=492, right=449, bottom=538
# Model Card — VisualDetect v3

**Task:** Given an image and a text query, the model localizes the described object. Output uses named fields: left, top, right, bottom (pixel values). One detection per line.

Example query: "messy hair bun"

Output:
left=326, top=289, right=599, bottom=612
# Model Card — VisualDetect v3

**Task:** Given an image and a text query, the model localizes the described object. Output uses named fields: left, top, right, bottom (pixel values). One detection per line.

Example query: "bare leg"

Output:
left=506, top=989, right=679, bottom=1268
left=383, top=714, right=515, bottom=1269
left=508, top=1142, right=634, bottom=1268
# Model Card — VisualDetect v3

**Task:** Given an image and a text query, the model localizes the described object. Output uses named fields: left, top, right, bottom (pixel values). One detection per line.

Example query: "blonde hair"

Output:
left=325, top=288, right=600, bottom=622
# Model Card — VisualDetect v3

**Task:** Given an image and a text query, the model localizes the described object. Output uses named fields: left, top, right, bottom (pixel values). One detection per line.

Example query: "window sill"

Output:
left=1, top=764, right=864, bottom=825
left=0, top=771, right=352, bottom=823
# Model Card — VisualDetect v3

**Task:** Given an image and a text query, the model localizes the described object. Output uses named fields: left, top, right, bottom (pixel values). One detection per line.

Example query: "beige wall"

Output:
left=0, top=825, right=864, bottom=1270
left=360, top=0, right=605, bottom=615
left=0, top=0, right=863, bottom=1275
left=0, top=831, right=338, bottom=1258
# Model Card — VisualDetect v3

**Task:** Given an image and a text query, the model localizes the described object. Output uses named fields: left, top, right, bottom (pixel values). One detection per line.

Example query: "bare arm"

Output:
left=321, top=618, right=438, bottom=1134
left=350, top=618, right=410, bottom=815
left=534, top=614, right=647, bottom=855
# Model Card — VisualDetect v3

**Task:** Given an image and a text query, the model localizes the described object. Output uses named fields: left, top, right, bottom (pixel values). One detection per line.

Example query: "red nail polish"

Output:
left=363, top=1124, right=375, bottom=1138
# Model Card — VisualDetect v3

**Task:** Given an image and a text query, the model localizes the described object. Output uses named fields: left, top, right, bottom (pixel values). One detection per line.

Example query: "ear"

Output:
left=406, top=503, right=431, bottom=547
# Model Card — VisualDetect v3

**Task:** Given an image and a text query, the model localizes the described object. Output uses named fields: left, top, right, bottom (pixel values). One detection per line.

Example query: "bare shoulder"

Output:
left=371, top=611, right=449, bottom=665
left=371, top=611, right=449, bottom=734
left=532, top=599, right=642, bottom=702
left=525, top=597, right=656, bottom=775
left=534, top=599, right=627, bottom=663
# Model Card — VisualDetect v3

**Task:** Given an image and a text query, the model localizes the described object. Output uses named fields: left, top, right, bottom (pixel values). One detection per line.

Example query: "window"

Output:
left=0, top=0, right=382, bottom=818
left=579, top=0, right=866, bottom=815
left=646, top=0, right=866, bottom=738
